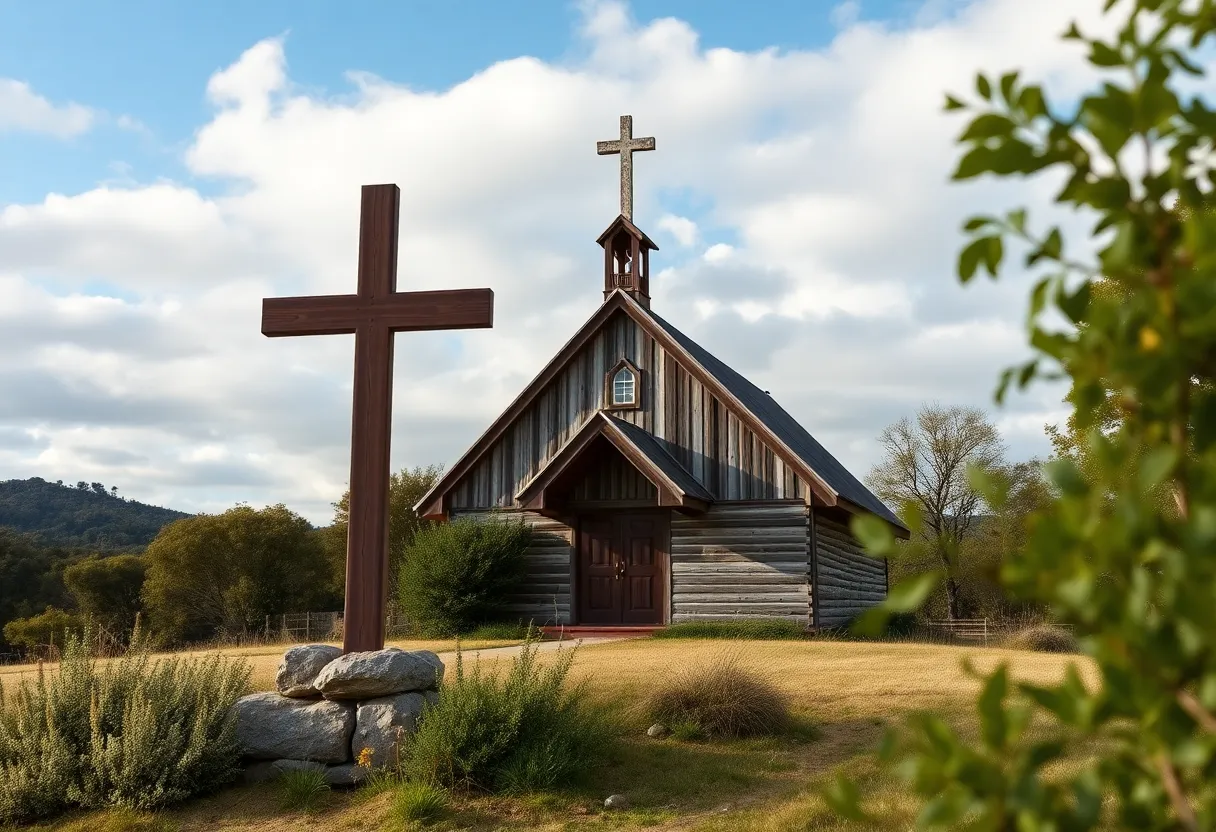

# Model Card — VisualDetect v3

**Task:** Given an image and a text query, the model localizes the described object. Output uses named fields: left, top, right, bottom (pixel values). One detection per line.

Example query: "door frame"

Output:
left=571, top=509, right=671, bottom=626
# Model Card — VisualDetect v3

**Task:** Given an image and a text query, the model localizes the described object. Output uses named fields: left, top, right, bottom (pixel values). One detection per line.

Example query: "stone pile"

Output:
left=232, top=644, right=443, bottom=786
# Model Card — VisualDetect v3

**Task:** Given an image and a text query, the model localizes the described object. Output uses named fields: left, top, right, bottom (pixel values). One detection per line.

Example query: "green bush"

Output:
left=1002, top=623, right=1079, bottom=654
left=646, top=649, right=790, bottom=738
left=404, top=636, right=613, bottom=793
left=2, top=606, right=83, bottom=652
left=651, top=620, right=806, bottom=640
left=397, top=516, right=532, bottom=636
left=0, top=628, right=250, bottom=825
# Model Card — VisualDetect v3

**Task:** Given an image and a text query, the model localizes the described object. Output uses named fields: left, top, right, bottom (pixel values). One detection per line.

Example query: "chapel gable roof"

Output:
left=415, top=289, right=908, bottom=536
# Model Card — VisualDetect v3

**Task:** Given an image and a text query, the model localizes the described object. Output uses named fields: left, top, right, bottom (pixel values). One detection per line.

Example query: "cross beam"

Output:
left=596, top=115, right=655, bottom=220
left=262, top=184, right=494, bottom=653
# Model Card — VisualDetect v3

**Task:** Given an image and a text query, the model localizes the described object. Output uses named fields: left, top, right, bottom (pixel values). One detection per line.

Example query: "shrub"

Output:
left=388, top=781, right=448, bottom=825
left=2, top=606, right=83, bottom=652
left=397, top=516, right=532, bottom=636
left=462, top=621, right=532, bottom=641
left=1002, top=623, right=1078, bottom=654
left=646, top=649, right=790, bottom=738
left=404, top=635, right=613, bottom=793
left=277, top=768, right=330, bottom=813
left=57, top=806, right=179, bottom=832
left=0, top=627, right=250, bottom=825
left=651, top=620, right=806, bottom=640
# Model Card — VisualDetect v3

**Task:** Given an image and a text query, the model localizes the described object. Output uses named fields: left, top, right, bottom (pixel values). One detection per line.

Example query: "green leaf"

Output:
left=982, top=235, right=1004, bottom=277
left=961, top=113, right=1016, bottom=141
left=963, top=215, right=993, bottom=232
left=959, top=236, right=987, bottom=283
left=953, top=146, right=994, bottom=181
left=822, top=774, right=870, bottom=822
left=884, top=571, right=942, bottom=613
left=999, top=71, right=1019, bottom=103
left=1017, top=85, right=1047, bottom=119
left=1089, top=41, right=1123, bottom=67
left=944, top=94, right=966, bottom=112
left=1007, top=208, right=1027, bottom=233
left=977, top=666, right=1010, bottom=750
left=851, top=513, right=895, bottom=557
left=1138, top=446, right=1178, bottom=493
left=1045, top=458, right=1087, bottom=497
left=976, top=73, right=992, bottom=100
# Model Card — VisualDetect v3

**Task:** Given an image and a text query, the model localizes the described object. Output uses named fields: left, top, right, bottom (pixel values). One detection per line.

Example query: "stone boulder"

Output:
left=233, top=692, right=355, bottom=764
left=242, top=758, right=325, bottom=785
left=324, top=763, right=371, bottom=787
left=313, top=648, right=444, bottom=700
left=276, top=644, right=343, bottom=698
left=352, top=690, right=439, bottom=768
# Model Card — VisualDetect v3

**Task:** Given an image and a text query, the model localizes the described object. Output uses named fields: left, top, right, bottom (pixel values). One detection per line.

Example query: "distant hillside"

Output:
left=0, top=477, right=192, bottom=550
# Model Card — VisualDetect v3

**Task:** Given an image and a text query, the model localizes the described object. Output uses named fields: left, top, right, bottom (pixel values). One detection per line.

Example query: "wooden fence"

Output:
left=925, top=618, right=991, bottom=644
left=263, top=610, right=414, bottom=643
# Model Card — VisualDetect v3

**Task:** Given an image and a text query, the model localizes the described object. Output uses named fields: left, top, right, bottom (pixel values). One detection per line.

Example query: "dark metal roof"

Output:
left=604, top=414, right=715, bottom=503
left=641, top=308, right=907, bottom=531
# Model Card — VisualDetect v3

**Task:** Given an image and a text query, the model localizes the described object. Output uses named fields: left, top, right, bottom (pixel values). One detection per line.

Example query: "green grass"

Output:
left=387, top=782, right=448, bottom=825
left=276, top=768, right=330, bottom=813
left=652, top=621, right=807, bottom=640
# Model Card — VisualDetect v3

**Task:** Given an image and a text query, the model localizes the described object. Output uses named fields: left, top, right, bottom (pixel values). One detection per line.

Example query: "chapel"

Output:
left=415, top=116, right=908, bottom=630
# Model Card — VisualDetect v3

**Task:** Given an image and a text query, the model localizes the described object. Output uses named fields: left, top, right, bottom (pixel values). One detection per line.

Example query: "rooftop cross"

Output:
left=596, top=115, right=655, bottom=221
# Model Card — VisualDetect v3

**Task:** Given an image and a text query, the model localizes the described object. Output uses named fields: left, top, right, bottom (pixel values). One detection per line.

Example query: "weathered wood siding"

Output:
left=670, top=501, right=810, bottom=624
left=569, top=442, right=658, bottom=503
left=450, top=510, right=573, bottom=625
left=449, top=311, right=808, bottom=509
left=812, top=511, right=887, bottom=628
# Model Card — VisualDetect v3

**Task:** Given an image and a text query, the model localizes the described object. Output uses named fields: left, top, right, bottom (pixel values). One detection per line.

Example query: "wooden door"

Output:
left=577, top=513, right=667, bottom=625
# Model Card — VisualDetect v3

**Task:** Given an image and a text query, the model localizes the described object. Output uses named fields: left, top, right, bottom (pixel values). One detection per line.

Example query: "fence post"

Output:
left=306, top=611, right=311, bottom=641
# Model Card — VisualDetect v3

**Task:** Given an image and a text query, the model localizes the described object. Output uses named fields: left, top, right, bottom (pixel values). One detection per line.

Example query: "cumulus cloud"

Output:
left=0, top=79, right=95, bottom=137
left=3, top=0, right=1182, bottom=523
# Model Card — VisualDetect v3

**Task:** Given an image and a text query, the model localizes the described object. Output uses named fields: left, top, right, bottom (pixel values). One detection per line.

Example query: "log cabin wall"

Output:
left=449, top=311, right=808, bottom=509
left=449, top=510, right=574, bottom=625
left=811, top=510, right=887, bottom=628
left=669, top=501, right=811, bottom=625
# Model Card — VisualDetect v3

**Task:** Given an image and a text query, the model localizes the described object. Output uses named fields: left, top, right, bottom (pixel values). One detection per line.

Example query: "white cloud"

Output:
left=657, top=214, right=698, bottom=246
left=2, top=0, right=1176, bottom=523
left=831, top=1, right=862, bottom=29
left=0, top=79, right=95, bottom=137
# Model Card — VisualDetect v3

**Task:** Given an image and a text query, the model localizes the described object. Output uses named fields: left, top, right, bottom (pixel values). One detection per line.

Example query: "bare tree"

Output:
left=867, top=403, right=1007, bottom=620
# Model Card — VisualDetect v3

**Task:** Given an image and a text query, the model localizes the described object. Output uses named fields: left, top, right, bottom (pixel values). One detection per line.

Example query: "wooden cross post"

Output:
left=262, top=184, right=494, bottom=653
left=596, top=115, right=655, bottom=220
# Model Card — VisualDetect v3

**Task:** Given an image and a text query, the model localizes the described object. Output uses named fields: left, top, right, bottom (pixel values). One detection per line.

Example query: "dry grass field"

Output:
left=0, top=637, right=519, bottom=694
left=10, top=637, right=1099, bottom=832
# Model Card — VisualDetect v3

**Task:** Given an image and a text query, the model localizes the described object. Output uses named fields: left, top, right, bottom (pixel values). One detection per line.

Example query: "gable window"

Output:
left=605, top=360, right=641, bottom=410
left=612, top=367, right=636, bottom=405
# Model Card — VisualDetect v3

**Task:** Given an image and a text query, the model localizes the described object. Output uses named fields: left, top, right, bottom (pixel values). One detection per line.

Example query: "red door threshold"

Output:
left=539, top=625, right=663, bottom=640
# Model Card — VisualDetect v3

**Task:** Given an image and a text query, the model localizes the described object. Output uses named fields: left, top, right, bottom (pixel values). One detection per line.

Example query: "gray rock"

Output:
left=646, top=723, right=669, bottom=738
left=314, top=648, right=444, bottom=700
left=276, top=644, right=343, bottom=698
left=241, top=758, right=325, bottom=785
left=352, top=690, right=439, bottom=768
left=604, top=794, right=630, bottom=811
left=233, top=692, right=355, bottom=764
left=324, top=763, right=371, bottom=787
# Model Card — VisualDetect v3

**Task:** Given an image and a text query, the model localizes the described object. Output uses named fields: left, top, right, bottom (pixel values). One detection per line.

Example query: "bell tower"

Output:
left=596, top=115, right=658, bottom=308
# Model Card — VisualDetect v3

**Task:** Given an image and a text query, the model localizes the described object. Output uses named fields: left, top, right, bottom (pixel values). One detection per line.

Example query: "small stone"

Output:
left=232, top=692, right=355, bottom=764
left=646, top=723, right=669, bottom=738
left=604, top=794, right=630, bottom=811
left=276, top=644, right=343, bottom=698
left=314, top=648, right=444, bottom=700
left=324, top=763, right=371, bottom=788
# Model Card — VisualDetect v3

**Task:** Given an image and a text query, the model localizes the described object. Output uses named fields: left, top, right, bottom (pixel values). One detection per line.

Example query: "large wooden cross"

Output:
left=262, top=184, right=494, bottom=653
left=596, top=114, right=655, bottom=220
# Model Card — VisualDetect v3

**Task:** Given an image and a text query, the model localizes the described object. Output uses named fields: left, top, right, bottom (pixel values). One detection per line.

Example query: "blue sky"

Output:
left=0, top=0, right=927, bottom=206
left=0, top=0, right=1136, bottom=521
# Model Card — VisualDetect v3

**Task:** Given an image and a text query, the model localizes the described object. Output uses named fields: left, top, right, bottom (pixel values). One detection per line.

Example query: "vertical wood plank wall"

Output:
left=450, top=510, right=574, bottom=625
left=449, top=311, right=808, bottom=509
left=669, top=502, right=811, bottom=624
left=812, top=511, right=888, bottom=627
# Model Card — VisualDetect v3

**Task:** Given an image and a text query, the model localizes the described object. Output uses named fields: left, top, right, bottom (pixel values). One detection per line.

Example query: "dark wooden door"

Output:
left=577, top=513, right=666, bottom=625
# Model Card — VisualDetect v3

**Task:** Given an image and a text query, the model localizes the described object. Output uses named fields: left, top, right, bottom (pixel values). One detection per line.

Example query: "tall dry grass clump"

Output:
left=0, top=625, right=250, bottom=825
left=645, top=648, right=790, bottom=738
left=1002, top=623, right=1079, bottom=654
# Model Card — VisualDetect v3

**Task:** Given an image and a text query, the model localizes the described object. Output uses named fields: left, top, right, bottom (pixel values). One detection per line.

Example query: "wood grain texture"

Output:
left=812, top=510, right=888, bottom=628
left=262, top=289, right=494, bottom=336
left=450, top=311, right=809, bottom=509
left=669, top=501, right=810, bottom=625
